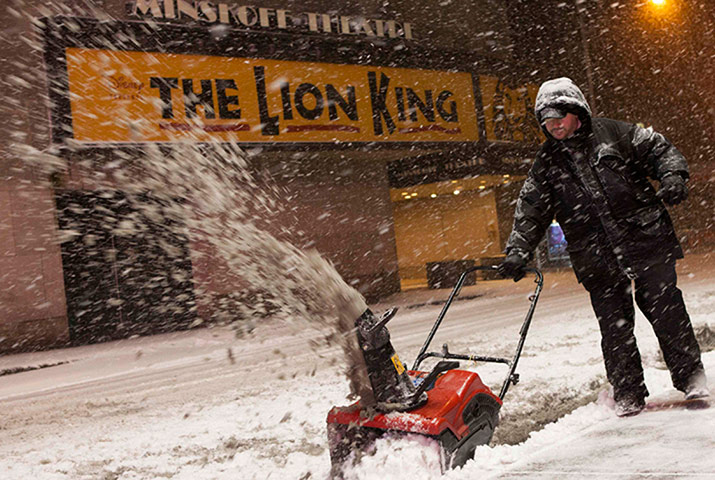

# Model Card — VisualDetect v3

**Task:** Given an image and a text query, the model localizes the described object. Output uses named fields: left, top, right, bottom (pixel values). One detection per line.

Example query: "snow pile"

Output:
left=342, top=434, right=443, bottom=480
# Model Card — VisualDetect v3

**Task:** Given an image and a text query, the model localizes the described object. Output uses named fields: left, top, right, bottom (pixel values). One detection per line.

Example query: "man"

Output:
left=498, top=77, right=708, bottom=417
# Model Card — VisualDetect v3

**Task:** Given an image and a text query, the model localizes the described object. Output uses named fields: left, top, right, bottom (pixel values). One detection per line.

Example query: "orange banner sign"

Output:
left=64, top=48, right=480, bottom=144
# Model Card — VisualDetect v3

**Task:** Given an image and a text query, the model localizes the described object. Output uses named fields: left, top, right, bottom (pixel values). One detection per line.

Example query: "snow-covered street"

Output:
left=1, top=255, right=713, bottom=480
left=2, top=2, right=713, bottom=479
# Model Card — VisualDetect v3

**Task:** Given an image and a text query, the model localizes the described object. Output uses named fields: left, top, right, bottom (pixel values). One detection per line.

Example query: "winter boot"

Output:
left=615, top=394, right=645, bottom=417
left=685, top=371, right=710, bottom=400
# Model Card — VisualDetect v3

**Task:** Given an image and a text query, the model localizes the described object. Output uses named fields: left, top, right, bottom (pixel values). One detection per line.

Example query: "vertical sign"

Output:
left=480, top=75, right=543, bottom=144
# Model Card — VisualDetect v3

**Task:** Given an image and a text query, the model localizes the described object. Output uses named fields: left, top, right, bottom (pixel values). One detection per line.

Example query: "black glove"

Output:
left=498, top=250, right=528, bottom=282
left=656, top=173, right=688, bottom=205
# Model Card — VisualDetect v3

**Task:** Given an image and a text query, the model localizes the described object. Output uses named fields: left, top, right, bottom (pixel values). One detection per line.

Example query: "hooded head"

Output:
left=534, top=77, right=592, bottom=137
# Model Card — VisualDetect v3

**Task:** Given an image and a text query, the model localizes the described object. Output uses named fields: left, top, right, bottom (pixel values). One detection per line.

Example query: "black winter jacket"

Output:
left=506, top=117, right=687, bottom=286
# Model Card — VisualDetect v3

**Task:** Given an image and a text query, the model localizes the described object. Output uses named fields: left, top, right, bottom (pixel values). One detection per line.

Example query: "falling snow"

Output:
left=1, top=1, right=713, bottom=479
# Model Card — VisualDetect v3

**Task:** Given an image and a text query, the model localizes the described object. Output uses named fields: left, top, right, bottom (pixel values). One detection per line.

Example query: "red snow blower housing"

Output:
left=327, top=266, right=543, bottom=476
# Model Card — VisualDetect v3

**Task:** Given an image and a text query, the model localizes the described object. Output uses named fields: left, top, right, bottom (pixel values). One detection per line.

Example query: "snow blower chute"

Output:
left=327, top=266, right=543, bottom=476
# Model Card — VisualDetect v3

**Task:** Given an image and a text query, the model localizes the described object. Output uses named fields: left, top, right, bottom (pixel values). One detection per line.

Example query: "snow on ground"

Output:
left=0, top=256, right=713, bottom=479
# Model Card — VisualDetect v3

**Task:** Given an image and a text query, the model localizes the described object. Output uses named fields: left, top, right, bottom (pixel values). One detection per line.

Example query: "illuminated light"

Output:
left=503, top=174, right=510, bottom=178
left=453, top=190, right=460, bottom=195
left=451, top=180, right=458, bottom=183
left=480, top=180, right=486, bottom=184
left=650, top=0, right=666, bottom=5
left=411, top=193, right=418, bottom=197
left=430, top=193, right=437, bottom=198
left=479, top=185, right=486, bottom=190
left=401, top=192, right=409, bottom=196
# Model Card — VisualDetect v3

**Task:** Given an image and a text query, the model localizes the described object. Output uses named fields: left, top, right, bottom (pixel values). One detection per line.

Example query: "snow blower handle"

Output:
left=411, top=266, right=543, bottom=401
left=499, top=267, right=543, bottom=400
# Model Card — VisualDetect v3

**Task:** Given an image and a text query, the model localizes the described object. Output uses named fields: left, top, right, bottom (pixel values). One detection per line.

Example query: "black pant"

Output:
left=583, top=262, right=703, bottom=402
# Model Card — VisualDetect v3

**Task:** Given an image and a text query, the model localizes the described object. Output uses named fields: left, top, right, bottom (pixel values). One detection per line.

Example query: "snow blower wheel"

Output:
left=326, top=266, right=543, bottom=478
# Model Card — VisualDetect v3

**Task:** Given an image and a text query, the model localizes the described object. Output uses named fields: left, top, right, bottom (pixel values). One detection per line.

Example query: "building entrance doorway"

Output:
left=390, top=175, right=524, bottom=289
left=55, top=190, right=197, bottom=344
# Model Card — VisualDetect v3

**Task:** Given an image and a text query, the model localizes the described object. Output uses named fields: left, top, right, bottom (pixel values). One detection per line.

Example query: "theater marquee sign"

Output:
left=128, top=0, right=414, bottom=39
left=63, top=48, right=479, bottom=144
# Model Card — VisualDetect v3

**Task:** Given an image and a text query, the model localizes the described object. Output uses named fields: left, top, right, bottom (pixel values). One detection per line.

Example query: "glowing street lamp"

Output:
left=644, top=0, right=678, bottom=24
left=647, top=0, right=674, bottom=17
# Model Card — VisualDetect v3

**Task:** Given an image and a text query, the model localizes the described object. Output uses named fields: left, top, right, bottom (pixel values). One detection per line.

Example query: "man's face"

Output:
left=544, top=113, right=581, bottom=140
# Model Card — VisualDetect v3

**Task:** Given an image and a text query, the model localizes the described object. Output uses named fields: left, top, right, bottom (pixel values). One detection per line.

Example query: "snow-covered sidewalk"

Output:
left=452, top=353, right=715, bottom=480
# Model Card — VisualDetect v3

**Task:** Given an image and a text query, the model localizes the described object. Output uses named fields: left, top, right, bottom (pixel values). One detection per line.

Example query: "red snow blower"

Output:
left=327, top=266, right=543, bottom=476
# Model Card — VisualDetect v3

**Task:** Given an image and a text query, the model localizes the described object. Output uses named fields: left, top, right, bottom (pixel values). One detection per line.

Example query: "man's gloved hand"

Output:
left=498, top=249, right=528, bottom=282
left=656, top=173, right=688, bottom=205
